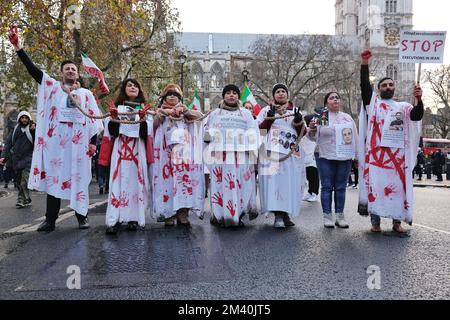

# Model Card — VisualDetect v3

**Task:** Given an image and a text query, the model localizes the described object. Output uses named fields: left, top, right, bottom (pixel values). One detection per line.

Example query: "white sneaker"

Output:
left=323, top=213, right=335, bottom=228
left=274, top=214, right=285, bottom=228
left=306, top=193, right=318, bottom=202
left=335, top=213, right=349, bottom=228
left=303, top=193, right=312, bottom=201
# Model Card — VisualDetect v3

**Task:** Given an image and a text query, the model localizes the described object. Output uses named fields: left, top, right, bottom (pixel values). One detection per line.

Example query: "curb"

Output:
left=414, top=183, right=450, bottom=189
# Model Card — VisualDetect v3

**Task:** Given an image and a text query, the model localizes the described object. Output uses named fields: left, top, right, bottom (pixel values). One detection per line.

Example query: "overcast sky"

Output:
left=171, top=0, right=449, bottom=65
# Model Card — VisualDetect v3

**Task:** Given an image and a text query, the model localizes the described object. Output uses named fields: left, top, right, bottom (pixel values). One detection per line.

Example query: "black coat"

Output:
left=1, top=125, right=35, bottom=171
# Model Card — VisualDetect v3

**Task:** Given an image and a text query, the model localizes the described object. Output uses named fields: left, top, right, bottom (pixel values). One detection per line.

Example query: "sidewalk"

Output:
left=413, top=177, right=450, bottom=188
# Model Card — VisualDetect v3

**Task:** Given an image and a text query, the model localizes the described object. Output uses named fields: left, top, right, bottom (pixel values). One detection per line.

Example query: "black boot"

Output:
left=37, top=220, right=55, bottom=232
left=76, top=214, right=90, bottom=229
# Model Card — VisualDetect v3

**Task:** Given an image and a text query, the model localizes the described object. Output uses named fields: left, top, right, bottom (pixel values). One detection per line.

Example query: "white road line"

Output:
left=3, top=199, right=108, bottom=234
left=414, top=223, right=450, bottom=235
left=4, top=224, right=33, bottom=234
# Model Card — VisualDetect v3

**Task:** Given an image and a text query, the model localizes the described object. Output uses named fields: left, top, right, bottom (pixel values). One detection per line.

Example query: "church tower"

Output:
left=336, top=0, right=415, bottom=101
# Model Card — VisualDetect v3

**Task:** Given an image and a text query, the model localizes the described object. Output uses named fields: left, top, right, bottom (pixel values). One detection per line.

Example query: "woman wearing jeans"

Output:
left=308, top=92, right=358, bottom=228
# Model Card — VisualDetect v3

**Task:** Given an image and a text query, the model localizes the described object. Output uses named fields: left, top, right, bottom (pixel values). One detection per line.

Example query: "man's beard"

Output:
left=19, top=121, right=29, bottom=127
left=64, top=77, right=75, bottom=85
left=380, top=89, right=395, bottom=99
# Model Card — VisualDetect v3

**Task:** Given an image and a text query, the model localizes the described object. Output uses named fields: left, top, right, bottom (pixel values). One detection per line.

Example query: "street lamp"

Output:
left=179, top=53, right=187, bottom=101
left=242, top=69, right=249, bottom=84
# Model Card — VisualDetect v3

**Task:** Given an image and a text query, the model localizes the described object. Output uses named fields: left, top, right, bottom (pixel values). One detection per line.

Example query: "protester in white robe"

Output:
left=98, top=79, right=153, bottom=234
left=152, top=84, right=205, bottom=227
left=358, top=50, right=423, bottom=234
left=8, top=27, right=103, bottom=232
left=204, top=84, right=259, bottom=227
left=257, top=84, right=307, bottom=228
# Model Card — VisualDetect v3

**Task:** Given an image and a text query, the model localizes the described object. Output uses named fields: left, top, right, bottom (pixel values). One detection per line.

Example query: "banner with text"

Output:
left=400, top=30, right=446, bottom=64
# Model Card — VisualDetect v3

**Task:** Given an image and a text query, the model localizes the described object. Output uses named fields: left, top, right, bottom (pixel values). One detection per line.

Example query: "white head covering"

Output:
left=17, top=111, right=32, bottom=122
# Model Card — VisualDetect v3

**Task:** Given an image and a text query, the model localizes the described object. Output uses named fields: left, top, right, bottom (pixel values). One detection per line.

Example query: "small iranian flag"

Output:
left=240, top=82, right=261, bottom=116
left=188, top=89, right=201, bottom=110
left=81, top=52, right=110, bottom=94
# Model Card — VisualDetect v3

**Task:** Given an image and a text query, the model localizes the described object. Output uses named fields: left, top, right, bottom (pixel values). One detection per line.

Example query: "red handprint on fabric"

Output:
left=243, top=169, right=252, bottom=181
left=72, top=131, right=83, bottom=144
left=225, top=173, right=236, bottom=190
left=384, top=184, right=397, bottom=197
left=76, top=191, right=86, bottom=202
left=61, top=179, right=71, bottom=190
left=59, top=135, right=69, bottom=148
left=47, top=123, right=57, bottom=138
left=226, top=200, right=236, bottom=217
left=33, top=167, right=40, bottom=176
left=212, top=167, right=223, bottom=183
left=49, top=106, right=58, bottom=121
left=211, top=192, right=223, bottom=207
left=111, top=192, right=121, bottom=208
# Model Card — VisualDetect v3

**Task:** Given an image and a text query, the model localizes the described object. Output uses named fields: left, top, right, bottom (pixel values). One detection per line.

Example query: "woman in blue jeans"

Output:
left=308, top=92, right=358, bottom=228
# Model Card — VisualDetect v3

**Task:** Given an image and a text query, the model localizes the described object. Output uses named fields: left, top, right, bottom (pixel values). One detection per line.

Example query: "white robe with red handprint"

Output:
left=28, top=73, right=103, bottom=216
left=358, top=94, right=421, bottom=223
left=205, top=108, right=259, bottom=227
left=256, top=106, right=306, bottom=217
left=104, top=118, right=153, bottom=227
left=152, top=118, right=205, bottom=220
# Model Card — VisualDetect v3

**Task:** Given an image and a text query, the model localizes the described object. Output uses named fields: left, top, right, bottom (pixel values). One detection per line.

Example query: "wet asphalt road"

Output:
left=0, top=183, right=449, bottom=300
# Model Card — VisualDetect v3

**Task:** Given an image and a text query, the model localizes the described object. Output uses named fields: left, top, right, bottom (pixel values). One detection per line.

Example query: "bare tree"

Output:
left=424, top=66, right=450, bottom=138
left=246, top=34, right=359, bottom=112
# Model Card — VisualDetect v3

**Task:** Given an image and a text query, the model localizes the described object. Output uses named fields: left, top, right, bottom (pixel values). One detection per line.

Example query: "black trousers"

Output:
left=46, top=194, right=86, bottom=223
left=306, top=166, right=319, bottom=195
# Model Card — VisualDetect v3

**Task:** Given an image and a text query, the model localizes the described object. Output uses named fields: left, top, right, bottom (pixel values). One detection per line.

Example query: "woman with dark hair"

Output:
left=308, top=91, right=358, bottom=229
left=99, top=78, right=153, bottom=235
left=152, top=84, right=205, bottom=227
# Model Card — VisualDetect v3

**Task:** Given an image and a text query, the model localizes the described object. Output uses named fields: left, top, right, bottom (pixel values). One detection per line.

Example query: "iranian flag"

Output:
left=240, top=82, right=261, bottom=116
left=81, top=52, right=110, bottom=94
left=188, top=89, right=201, bottom=110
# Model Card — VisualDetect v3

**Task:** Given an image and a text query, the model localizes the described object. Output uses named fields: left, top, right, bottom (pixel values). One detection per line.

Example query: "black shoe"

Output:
left=105, top=187, right=109, bottom=193
left=99, top=187, right=104, bottom=195
left=25, top=198, right=32, bottom=204
left=127, top=221, right=138, bottom=231
left=78, top=217, right=90, bottom=229
left=106, top=224, right=118, bottom=235
left=37, top=220, right=55, bottom=232
left=283, top=214, right=295, bottom=227
left=4, top=184, right=8, bottom=188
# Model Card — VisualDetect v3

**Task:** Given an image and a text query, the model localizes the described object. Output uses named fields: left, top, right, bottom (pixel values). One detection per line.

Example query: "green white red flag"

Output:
left=81, top=52, right=110, bottom=94
left=188, top=88, right=201, bottom=110
left=240, top=82, right=261, bottom=116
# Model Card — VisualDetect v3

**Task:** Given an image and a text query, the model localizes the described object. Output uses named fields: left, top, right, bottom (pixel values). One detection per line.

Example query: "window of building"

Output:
left=386, top=0, right=397, bottom=13
left=191, top=62, right=203, bottom=88
left=386, top=64, right=398, bottom=80
left=210, top=62, right=224, bottom=89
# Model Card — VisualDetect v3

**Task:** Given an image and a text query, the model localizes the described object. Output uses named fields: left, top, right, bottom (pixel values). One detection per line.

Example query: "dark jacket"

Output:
left=1, top=125, right=35, bottom=171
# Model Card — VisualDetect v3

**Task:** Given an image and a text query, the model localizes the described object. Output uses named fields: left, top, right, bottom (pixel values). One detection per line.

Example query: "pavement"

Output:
left=0, top=182, right=449, bottom=300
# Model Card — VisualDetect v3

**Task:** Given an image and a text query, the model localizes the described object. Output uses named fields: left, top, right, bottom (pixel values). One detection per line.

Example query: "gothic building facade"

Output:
left=335, top=0, right=416, bottom=101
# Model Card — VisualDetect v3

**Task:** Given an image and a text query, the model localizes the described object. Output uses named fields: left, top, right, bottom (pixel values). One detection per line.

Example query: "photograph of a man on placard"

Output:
left=389, top=112, right=404, bottom=131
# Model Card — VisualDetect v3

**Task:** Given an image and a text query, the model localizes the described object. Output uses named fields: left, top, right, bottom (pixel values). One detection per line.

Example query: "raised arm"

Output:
left=9, top=26, right=43, bottom=84
left=360, top=50, right=373, bottom=107
left=410, top=85, right=424, bottom=121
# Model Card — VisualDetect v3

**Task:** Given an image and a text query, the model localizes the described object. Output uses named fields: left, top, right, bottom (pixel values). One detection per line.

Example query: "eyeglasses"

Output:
left=166, top=92, right=180, bottom=97
left=328, top=96, right=340, bottom=100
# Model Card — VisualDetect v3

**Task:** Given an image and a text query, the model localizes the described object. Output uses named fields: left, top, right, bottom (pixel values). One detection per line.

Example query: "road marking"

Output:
left=414, top=223, right=450, bottom=235
left=4, top=224, right=33, bottom=234
left=2, top=199, right=108, bottom=234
